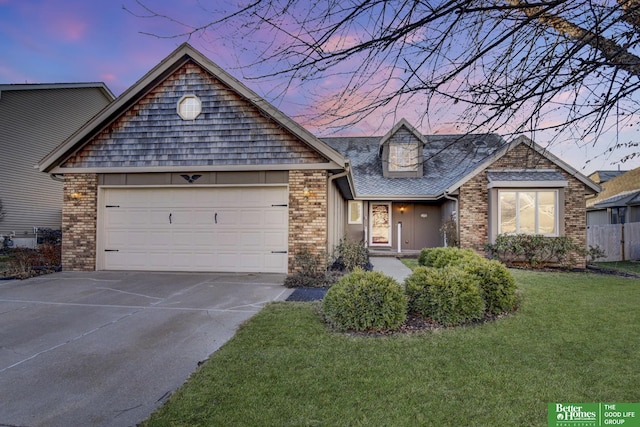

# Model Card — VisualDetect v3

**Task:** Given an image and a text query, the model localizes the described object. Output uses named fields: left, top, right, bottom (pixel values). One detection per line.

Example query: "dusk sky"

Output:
left=2, top=0, right=639, bottom=175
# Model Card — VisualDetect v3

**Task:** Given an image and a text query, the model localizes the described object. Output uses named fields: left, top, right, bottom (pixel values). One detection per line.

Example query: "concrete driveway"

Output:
left=0, top=271, right=292, bottom=427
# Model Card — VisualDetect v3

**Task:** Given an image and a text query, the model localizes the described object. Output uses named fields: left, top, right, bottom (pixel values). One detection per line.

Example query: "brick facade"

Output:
left=62, top=174, right=97, bottom=271
left=288, top=170, right=328, bottom=272
left=459, top=143, right=588, bottom=268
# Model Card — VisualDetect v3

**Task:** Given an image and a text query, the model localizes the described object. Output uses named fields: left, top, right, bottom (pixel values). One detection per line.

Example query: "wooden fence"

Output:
left=587, top=222, right=640, bottom=261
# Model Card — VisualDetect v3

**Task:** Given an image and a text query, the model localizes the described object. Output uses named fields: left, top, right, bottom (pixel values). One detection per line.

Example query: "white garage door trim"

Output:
left=97, top=185, right=289, bottom=273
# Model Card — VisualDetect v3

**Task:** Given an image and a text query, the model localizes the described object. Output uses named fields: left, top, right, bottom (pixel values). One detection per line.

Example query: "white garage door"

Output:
left=99, top=186, right=289, bottom=273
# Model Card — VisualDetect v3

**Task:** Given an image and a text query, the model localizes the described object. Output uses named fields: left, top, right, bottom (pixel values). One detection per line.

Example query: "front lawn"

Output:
left=594, top=261, right=640, bottom=276
left=143, top=270, right=640, bottom=426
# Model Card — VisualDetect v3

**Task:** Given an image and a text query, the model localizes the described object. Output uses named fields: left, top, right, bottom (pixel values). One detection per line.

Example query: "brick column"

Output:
left=62, top=174, right=97, bottom=271
left=288, top=170, right=328, bottom=273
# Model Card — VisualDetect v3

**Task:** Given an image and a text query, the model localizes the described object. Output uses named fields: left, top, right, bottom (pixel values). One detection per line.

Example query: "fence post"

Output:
left=622, top=223, right=625, bottom=261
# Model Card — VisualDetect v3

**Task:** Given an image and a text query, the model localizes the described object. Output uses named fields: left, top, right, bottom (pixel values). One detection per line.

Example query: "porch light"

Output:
left=303, top=187, right=310, bottom=198
left=71, top=192, right=82, bottom=200
left=399, top=205, right=405, bottom=214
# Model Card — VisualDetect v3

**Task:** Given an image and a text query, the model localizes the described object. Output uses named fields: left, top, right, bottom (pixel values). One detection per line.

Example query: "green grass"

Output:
left=143, top=270, right=640, bottom=426
left=595, top=261, right=640, bottom=275
left=400, top=257, right=419, bottom=270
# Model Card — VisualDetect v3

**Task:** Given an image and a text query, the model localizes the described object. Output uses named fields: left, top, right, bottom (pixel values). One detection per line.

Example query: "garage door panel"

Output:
left=101, top=187, right=289, bottom=273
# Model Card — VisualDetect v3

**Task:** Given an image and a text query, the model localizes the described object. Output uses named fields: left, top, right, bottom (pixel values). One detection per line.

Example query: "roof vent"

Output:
left=473, top=140, right=487, bottom=147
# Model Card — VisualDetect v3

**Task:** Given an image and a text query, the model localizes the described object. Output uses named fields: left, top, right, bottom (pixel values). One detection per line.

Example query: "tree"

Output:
left=129, top=0, right=640, bottom=164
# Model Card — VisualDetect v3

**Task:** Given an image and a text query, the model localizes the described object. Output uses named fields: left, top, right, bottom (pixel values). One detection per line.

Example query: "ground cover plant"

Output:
left=142, top=270, right=640, bottom=426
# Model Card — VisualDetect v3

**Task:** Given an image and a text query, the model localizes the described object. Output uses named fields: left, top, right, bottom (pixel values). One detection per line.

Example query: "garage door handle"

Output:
left=271, top=251, right=287, bottom=254
left=105, top=249, right=119, bottom=252
left=215, top=212, right=218, bottom=224
left=169, top=213, right=172, bottom=224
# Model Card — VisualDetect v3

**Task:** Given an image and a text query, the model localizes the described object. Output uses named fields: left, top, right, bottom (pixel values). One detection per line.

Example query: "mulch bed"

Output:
left=286, top=287, right=328, bottom=301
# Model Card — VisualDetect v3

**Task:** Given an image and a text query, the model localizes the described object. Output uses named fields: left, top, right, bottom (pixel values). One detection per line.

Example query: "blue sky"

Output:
left=1, top=0, right=638, bottom=174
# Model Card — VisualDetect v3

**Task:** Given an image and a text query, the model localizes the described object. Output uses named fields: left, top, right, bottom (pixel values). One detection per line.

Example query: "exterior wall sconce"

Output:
left=71, top=192, right=82, bottom=200
left=399, top=205, right=405, bottom=214
left=303, top=186, right=310, bottom=199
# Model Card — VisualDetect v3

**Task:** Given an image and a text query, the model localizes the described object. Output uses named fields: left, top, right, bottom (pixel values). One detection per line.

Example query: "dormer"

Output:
left=379, top=119, right=425, bottom=178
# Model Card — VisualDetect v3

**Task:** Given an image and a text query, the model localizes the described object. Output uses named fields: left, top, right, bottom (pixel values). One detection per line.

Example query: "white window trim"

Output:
left=348, top=200, right=363, bottom=224
left=177, top=94, right=202, bottom=120
left=389, top=143, right=419, bottom=172
left=369, top=202, right=392, bottom=246
left=498, top=189, right=559, bottom=236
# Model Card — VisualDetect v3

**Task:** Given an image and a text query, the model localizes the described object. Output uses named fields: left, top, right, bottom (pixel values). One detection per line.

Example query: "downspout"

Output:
left=443, top=191, right=459, bottom=247
left=327, top=166, right=351, bottom=256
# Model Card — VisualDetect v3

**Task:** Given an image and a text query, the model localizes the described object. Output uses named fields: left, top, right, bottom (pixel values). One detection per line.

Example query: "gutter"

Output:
left=326, top=167, right=351, bottom=254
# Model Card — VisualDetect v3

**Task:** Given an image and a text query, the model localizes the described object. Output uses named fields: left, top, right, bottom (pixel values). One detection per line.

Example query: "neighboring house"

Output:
left=37, top=43, right=599, bottom=273
left=588, top=170, right=627, bottom=185
left=587, top=167, right=640, bottom=225
left=0, top=83, right=114, bottom=247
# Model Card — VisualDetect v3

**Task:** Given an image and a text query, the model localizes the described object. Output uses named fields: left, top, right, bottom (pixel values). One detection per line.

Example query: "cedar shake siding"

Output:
left=62, top=62, right=327, bottom=169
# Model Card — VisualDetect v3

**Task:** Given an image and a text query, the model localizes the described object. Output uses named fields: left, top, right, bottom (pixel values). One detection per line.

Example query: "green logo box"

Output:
left=548, top=403, right=640, bottom=427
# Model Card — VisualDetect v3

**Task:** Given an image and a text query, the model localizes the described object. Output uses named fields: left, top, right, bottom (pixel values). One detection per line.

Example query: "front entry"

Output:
left=370, top=203, right=392, bottom=247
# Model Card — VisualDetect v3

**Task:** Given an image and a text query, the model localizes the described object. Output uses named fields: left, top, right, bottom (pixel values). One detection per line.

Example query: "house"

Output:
left=587, top=167, right=640, bottom=225
left=588, top=170, right=627, bottom=185
left=37, top=43, right=600, bottom=273
left=0, top=83, right=114, bottom=247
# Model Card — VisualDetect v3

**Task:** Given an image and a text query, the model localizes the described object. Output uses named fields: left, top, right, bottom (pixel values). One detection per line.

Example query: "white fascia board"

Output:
left=49, top=162, right=342, bottom=175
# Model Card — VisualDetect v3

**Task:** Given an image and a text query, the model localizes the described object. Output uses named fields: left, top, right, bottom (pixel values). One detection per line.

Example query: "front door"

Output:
left=370, top=203, right=392, bottom=246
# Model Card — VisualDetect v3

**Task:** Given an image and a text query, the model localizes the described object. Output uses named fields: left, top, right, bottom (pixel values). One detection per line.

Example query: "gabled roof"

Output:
left=588, top=169, right=627, bottom=184
left=444, top=135, right=599, bottom=195
left=378, top=118, right=427, bottom=150
left=324, top=133, right=600, bottom=199
left=323, top=133, right=506, bottom=199
left=0, top=82, right=114, bottom=99
left=587, top=166, right=640, bottom=208
left=38, top=43, right=346, bottom=173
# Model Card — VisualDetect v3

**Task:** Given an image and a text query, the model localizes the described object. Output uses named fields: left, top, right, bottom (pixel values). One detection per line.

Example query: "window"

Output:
left=348, top=201, right=363, bottom=224
left=499, top=190, right=558, bottom=235
left=177, top=95, right=202, bottom=120
left=389, top=143, right=419, bottom=172
left=611, top=207, right=627, bottom=224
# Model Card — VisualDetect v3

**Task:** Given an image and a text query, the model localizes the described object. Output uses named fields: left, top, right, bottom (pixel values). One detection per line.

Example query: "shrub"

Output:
left=418, top=247, right=478, bottom=268
left=323, top=269, right=407, bottom=332
left=464, top=259, right=518, bottom=315
left=332, top=238, right=370, bottom=272
left=285, top=245, right=337, bottom=288
left=485, top=234, right=591, bottom=268
left=405, top=266, right=485, bottom=326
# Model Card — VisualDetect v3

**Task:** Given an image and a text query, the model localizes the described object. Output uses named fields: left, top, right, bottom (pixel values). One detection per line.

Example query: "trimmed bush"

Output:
left=323, top=269, right=407, bottom=332
left=418, top=247, right=478, bottom=268
left=464, top=259, right=518, bottom=314
left=405, top=266, right=485, bottom=326
left=332, top=238, right=370, bottom=272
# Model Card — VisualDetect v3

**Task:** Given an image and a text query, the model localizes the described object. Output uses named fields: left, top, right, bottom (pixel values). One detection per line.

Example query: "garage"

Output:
left=98, top=186, right=289, bottom=273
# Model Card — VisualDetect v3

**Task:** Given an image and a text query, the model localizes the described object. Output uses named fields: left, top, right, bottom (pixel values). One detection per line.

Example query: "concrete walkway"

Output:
left=370, top=257, right=413, bottom=283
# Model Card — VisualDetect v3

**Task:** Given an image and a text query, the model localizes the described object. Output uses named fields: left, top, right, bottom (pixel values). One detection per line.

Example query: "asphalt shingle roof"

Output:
left=486, top=170, right=566, bottom=182
left=322, top=134, right=506, bottom=198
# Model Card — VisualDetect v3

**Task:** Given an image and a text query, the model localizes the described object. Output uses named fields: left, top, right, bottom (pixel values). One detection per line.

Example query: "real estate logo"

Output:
left=548, top=403, right=640, bottom=427
left=550, top=403, right=597, bottom=426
